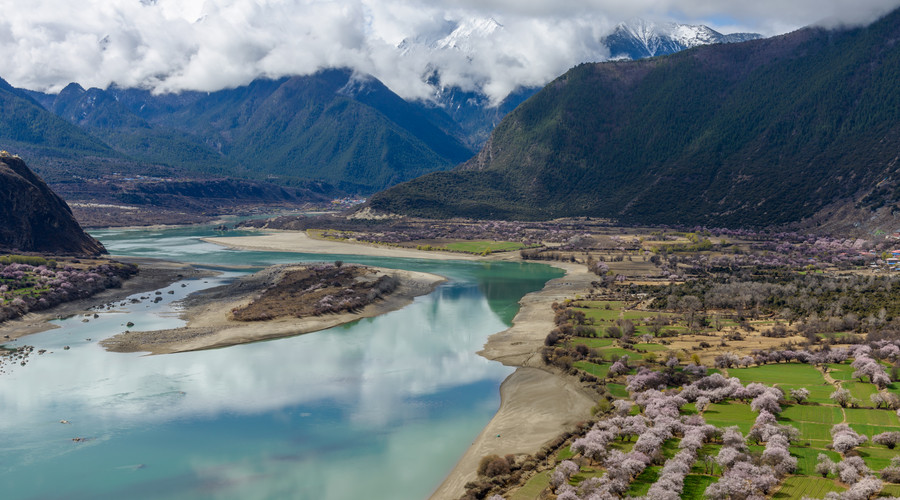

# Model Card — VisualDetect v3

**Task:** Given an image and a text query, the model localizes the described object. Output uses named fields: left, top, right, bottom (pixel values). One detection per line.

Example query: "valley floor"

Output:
left=207, top=231, right=600, bottom=500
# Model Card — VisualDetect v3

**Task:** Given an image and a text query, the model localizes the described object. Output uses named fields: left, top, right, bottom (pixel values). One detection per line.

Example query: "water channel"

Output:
left=0, top=226, right=563, bottom=500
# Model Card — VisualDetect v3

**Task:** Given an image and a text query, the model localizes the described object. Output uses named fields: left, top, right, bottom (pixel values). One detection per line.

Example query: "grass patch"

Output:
left=880, top=484, right=900, bottom=497
left=510, top=471, right=550, bottom=500
left=728, top=363, right=828, bottom=387
left=780, top=384, right=837, bottom=405
left=557, top=446, right=575, bottom=461
left=845, top=408, right=900, bottom=429
left=571, top=338, right=615, bottom=349
left=574, top=361, right=610, bottom=379
left=826, top=363, right=855, bottom=381
left=633, top=343, right=669, bottom=352
left=791, top=446, right=841, bottom=476
left=681, top=475, right=717, bottom=499
left=780, top=405, right=844, bottom=425
left=599, top=347, right=637, bottom=360
left=856, top=445, right=900, bottom=471
left=608, top=383, right=629, bottom=399
left=440, top=240, right=526, bottom=254
left=844, top=381, right=879, bottom=405
left=773, top=476, right=845, bottom=499
left=626, top=466, right=660, bottom=497
left=704, top=402, right=757, bottom=434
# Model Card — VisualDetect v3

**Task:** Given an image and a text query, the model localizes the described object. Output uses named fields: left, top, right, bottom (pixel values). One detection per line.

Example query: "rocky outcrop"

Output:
left=0, top=154, right=105, bottom=255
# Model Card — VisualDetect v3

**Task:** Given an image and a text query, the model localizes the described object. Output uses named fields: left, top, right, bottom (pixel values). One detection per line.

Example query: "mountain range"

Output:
left=369, top=7, right=900, bottom=229
left=405, top=18, right=763, bottom=149
left=0, top=18, right=761, bottom=202
left=603, top=19, right=762, bottom=60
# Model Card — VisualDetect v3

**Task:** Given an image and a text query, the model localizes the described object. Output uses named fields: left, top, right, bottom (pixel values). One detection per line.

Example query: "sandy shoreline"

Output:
left=206, top=231, right=598, bottom=500
left=204, top=231, right=496, bottom=261
left=100, top=265, right=446, bottom=355
left=429, top=261, right=597, bottom=500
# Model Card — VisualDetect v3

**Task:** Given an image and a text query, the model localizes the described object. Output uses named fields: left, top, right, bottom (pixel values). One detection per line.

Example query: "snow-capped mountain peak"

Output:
left=605, top=19, right=762, bottom=60
left=433, top=17, right=503, bottom=51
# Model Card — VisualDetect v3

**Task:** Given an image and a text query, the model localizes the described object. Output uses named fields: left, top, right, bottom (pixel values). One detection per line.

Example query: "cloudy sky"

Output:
left=1, top=0, right=898, bottom=103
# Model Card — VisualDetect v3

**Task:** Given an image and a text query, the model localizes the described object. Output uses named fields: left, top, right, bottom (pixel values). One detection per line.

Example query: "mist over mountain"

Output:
left=402, top=17, right=762, bottom=148
left=369, top=7, right=900, bottom=229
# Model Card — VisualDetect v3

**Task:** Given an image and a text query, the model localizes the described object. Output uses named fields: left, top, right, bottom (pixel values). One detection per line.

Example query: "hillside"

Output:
left=369, top=8, right=900, bottom=228
left=33, top=70, right=474, bottom=194
left=0, top=154, right=105, bottom=255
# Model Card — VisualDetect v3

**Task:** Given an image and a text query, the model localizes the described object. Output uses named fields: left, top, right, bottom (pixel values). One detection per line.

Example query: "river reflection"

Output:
left=0, top=227, right=562, bottom=500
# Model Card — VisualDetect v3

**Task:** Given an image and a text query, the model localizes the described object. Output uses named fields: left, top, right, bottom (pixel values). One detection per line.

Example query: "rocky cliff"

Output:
left=0, top=154, right=105, bottom=255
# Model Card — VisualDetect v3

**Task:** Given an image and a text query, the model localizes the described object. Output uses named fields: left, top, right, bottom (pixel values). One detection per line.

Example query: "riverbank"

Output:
left=204, top=231, right=497, bottom=261
left=429, top=261, right=598, bottom=500
left=0, top=258, right=213, bottom=342
left=206, top=230, right=597, bottom=500
left=100, top=264, right=446, bottom=355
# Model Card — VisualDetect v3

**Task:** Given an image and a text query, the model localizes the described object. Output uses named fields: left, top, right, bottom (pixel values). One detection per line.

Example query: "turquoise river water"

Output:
left=0, top=226, right=563, bottom=500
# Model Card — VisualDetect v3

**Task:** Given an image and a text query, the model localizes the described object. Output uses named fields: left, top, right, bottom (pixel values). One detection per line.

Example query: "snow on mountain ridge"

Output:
left=607, top=19, right=763, bottom=59
left=433, top=17, right=503, bottom=52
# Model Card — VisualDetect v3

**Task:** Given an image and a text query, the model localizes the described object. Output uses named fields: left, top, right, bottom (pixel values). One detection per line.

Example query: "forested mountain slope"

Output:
left=370, top=9, right=900, bottom=228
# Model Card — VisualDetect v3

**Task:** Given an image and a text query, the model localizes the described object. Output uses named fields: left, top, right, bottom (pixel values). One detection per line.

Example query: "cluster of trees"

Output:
left=0, top=261, right=137, bottom=323
left=650, top=272, right=900, bottom=335
left=231, top=265, right=400, bottom=321
left=813, top=426, right=884, bottom=499
left=313, top=219, right=591, bottom=248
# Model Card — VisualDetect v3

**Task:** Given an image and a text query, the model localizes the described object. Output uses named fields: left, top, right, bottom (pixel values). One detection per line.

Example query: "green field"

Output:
left=703, top=402, right=757, bottom=433
left=780, top=405, right=844, bottom=426
left=633, top=343, right=669, bottom=352
left=843, top=381, right=879, bottom=405
left=440, top=240, right=527, bottom=254
left=772, top=476, right=845, bottom=499
left=510, top=471, right=550, bottom=500
left=571, top=338, right=615, bottom=349
left=728, top=363, right=828, bottom=387
left=826, top=363, right=855, bottom=381
left=880, top=484, right=900, bottom=497
left=855, top=445, right=900, bottom=471
left=779, top=405, right=842, bottom=441
left=574, top=361, right=610, bottom=378
left=779, top=384, right=836, bottom=405
left=845, top=408, right=900, bottom=428
left=682, top=475, right=718, bottom=499
left=608, top=383, right=629, bottom=398
left=626, top=466, right=660, bottom=497
left=528, top=357, right=900, bottom=499
left=791, top=446, right=841, bottom=476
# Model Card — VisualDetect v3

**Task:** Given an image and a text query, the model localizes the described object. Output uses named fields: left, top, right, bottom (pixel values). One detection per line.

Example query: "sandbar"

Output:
left=203, top=231, right=490, bottom=261
left=100, top=265, right=446, bottom=355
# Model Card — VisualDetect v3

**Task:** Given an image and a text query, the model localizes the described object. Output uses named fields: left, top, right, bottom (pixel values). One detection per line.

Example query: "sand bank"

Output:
left=429, top=262, right=598, bottom=500
left=203, top=231, right=487, bottom=261
left=100, top=265, right=446, bottom=355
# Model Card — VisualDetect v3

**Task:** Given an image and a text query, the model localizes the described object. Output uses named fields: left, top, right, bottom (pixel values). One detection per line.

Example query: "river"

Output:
left=0, top=226, right=563, bottom=500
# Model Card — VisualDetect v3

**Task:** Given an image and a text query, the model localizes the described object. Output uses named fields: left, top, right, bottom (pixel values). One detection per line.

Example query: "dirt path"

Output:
left=819, top=366, right=847, bottom=422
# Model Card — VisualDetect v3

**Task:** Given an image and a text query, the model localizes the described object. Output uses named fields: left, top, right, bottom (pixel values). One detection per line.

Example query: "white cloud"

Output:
left=0, top=0, right=897, bottom=102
